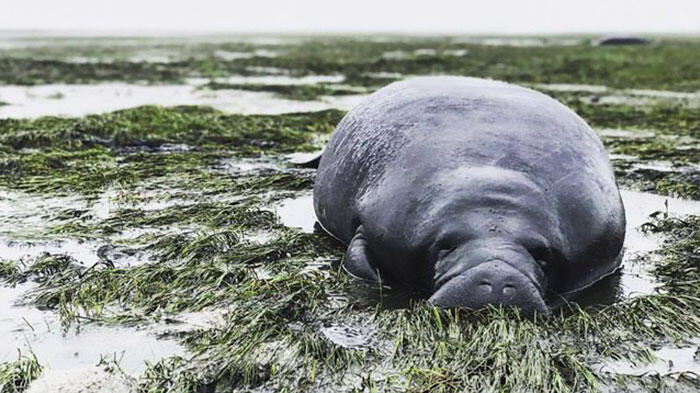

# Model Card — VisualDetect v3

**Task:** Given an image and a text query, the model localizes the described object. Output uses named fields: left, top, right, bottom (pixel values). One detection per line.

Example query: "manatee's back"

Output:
left=314, top=77, right=527, bottom=241
left=314, top=77, right=623, bottom=259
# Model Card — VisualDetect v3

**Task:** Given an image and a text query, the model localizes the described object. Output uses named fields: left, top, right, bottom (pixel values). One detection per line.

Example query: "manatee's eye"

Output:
left=523, top=235, right=552, bottom=263
left=432, top=233, right=462, bottom=261
left=524, top=238, right=555, bottom=276
left=437, top=246, right=457, bottom=260
left=528, top=245, right=551, bottom=264
left=526, top=242, right=565, bottom=292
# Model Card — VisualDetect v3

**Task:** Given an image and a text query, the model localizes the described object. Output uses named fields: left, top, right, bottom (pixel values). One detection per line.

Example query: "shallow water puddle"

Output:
left=627, top=88, right=700, bottom=100
left=0, top=284, right=185, bottom=375
left=600, top=339, right=700, bottom=375
left=534, top=83, right=700, bottom=104
left=152, top=309, right=229, bottom=336
left=364, top=71, right=404, bottom=80
left=0, top=189, right=89, bottom=238
left=599, top=129, right=657, bottom=139
left=213, top=49, right=278, bottom=61
left=0, top=238, right=101, bottom=266
left=631, top=160, right=700, bottom=174
left=593, top=95, right=661, bottom=107
left=215, top=151, right=324, bottom=176
left=609, top=191, right=700, bottom=315
left=621, top=190, right=700, bottom=252
left=214, top=74, right=344, bottom=85
left=0, top=188, right=155, bottom=267
left=0, top=83, right=364, bottom=118
left=533, top=83, right=612, bottom=94
left=320, top=323, right=373, bottom=349
left=215, top=156, right=282, bottom=174
left=25, top=367, right=137, bottom=393
left=274, top=192, right=316, bottom=233
left=454, top=37, right=554, bottom=47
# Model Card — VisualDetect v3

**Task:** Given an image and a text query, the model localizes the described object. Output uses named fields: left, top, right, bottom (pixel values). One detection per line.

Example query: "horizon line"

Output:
left=1, top=28, right=699, bottom=38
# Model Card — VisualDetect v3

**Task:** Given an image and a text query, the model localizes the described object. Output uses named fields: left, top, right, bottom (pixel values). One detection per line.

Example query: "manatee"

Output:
left=313, top=76, right=626, bottom=313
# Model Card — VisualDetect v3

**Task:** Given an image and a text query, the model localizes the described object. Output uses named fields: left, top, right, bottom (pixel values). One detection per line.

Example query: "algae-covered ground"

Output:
left=0, top=34, right=699, bottom=392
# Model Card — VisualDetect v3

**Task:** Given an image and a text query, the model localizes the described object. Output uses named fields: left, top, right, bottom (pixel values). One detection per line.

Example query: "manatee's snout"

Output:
left=428, top=260, right=548, bottom=314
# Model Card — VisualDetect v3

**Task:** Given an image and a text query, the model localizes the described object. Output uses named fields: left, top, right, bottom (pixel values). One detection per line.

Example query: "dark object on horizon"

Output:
left=596, top=36, right=650, bottom=46
left=312, top=76, right=626, bottom=314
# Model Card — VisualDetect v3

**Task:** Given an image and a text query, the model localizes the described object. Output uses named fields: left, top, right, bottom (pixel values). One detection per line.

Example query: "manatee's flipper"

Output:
left=342, top=226, right=381, bottom=282
left=290, top=153, right=322, bottom=169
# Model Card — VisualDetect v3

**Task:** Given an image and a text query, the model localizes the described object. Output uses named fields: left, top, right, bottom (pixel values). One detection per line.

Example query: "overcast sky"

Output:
left=3, top=0, right=699, bottom=34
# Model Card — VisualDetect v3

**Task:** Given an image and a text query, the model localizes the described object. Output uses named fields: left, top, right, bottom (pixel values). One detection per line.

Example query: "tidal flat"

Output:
left=0, top=34, right=699, bottom=392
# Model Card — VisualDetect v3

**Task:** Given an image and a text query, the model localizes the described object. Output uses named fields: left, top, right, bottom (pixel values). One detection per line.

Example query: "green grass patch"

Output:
left=0, top=106, right=342, bottom=152
left=0, top=354, right=42, bottom=393
left=569, top=101, right=700, bottom=138
left=0, top=106, right=338, bottom=195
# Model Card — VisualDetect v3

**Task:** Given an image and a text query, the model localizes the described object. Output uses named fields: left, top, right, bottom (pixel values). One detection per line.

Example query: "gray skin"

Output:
left=313, top=76, right=625, bottom=314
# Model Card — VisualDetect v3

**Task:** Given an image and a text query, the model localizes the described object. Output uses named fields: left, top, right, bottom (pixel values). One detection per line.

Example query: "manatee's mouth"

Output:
left=428, top=260, right=548, bottom=314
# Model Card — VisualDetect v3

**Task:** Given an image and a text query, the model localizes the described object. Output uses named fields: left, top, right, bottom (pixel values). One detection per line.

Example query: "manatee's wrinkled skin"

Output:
left=313, top=76, right=625, bottom=313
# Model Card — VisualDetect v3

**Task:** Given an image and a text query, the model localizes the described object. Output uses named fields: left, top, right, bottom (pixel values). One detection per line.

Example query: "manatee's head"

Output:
left=427, top=240, right=549, bottom=315
left=363, top=165, right=562, bottom=314
left=410, top=167, right=560, bottom=315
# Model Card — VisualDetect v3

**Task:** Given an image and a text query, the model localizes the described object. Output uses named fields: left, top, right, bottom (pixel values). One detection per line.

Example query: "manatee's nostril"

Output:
left=502, top=284, right=516, bottom=296
left=478, top=281, right=492, bottom=294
